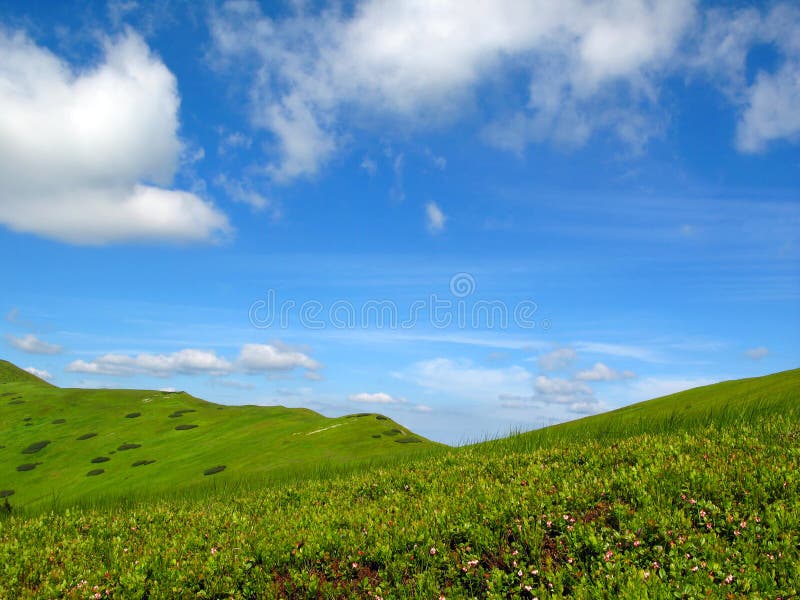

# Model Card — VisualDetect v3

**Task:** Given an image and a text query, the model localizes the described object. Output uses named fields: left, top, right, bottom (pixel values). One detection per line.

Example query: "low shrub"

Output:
left=203, top=465, right=226, bottom=476
left=86, top=469, right=104, bottom=477
left=22, top=441, right=50, bottom=454
left=91, top=457, right=110, bottom=464
left=174, top=424, right=198, bottom=431
left=77, top=433, right=97, bottom=441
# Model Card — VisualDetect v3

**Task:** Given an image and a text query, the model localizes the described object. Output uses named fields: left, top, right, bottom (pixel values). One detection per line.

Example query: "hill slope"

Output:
left=0, top=360, right=438, bottom=511
left=480, top=367, right=800, bottom=452
left=1, top=368, right=798, bottom=598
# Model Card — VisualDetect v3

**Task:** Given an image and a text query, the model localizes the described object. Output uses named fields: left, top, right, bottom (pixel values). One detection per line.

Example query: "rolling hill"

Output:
left=0, top=360, right=438, bottom=511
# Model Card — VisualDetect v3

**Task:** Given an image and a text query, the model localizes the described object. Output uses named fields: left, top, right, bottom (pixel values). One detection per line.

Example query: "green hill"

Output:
left=0, top=360, right=438, bottom=511
left=1, top=367, right=798, bottom=598
left=481, top=367, right=800, bottom=452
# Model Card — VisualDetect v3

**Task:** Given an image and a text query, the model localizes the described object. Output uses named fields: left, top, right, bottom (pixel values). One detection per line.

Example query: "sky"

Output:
left=0, top=0, right=798, bottom=444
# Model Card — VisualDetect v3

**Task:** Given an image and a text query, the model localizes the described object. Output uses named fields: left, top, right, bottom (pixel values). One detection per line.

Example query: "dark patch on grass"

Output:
left=118, top=443, right=141, bottom=451
left=394, top=437, right=422, bottom=444
left=23, top=417, right=31, bottom=422
left=174, top=424, right=198, bottom=431
left=16, top=463, right=40, bottom=472
left=168, top=409, right=197, bottom=418
left=375, top=415, right=389, bottom=420
left=22, top=441, right=50, bottom=454
left=0, top=392, right=14, bottom=397
left=350, top=412, right=372, bottom=417
left=371, top=434, right=381, bottom=438
left=51, top=419, right=66, bottom=424
left=8, top=400, right=24, bottom=405
left=125, top=412, right=141, bottom=419
left=91, top=456, right=110, bottom=464
left=383, top=428, right=402, bottom=436
left=24, top=423, right=31, bottom=427
left=77, top=433, right=97, bottom=441
left=203, top=465, right=226, bottom=476
left=86, top=469, right=104, bottom=477
left=0, top=490, right=14, bottom=498
left=132, top=460, right=156, bottom=467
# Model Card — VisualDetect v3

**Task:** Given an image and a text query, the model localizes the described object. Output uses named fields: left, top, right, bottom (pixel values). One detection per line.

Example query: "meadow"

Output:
left=0, top=364, right=798, bottom=598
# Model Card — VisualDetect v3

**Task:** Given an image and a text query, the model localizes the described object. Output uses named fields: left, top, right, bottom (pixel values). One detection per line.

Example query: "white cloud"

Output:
left=238, top=343, right=320, bottom=372
left=694, top=3, right=800, bottom=153
left=67, top=349, right=233, bottom=377
left=360, top=156, right=377, bottom=176
left=737, top=62, right=800, bottom=152
left=66, top=342, right=321, bottom=377
left=745, top=346, right=769, bottom=360
left=534, top=376, right=602, bottom=414
left=348, top=392, right=403, bottom=404
left=425, top=202, right=447, bottom=233
left=6, top=334, right=62, bottom=355
left=537, top=347, right=576, bottom=371
left=398, top=357, right=533, bottom=402
left=575, top=362, right=636, bottom=381
left=0, top=29, right=230, bottom=244
left=24, top=366, right=52, bottom=380
left=214, top=174, right=274, bottom=212
left=210, top=0, right=698, bottom=181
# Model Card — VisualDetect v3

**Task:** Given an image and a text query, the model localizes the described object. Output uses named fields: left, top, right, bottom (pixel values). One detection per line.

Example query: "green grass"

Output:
left=0, top=362, right=798, bottom=598
left=0, top=360, right=439, bottom=512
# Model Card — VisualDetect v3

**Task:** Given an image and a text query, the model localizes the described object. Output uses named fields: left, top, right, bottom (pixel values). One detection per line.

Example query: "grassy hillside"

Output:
left=0, top=360, right=438, bottom=512
left=0, top=368, right=798, bottom=598
left=482, top=367, right=800, bottom=452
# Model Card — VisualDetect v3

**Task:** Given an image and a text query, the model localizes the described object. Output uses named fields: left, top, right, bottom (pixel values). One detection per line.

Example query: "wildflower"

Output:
left=700, top=510, right=706, bottom=518
left=724, top=574, right=734, bottom=584
left=740, top=520, right=746, bottom=529
left=517, top=569, right=523, bottom=577
left=734, top=530, right=740, bottom=536
left=95, top=594, right=101, bottom=600
left=524, top=585, right=532, bottom=592
left=211, top=547, right=217, bottom=555
left=652, top=561, right=660, bottom=570
left=633, top=540, right=641, bottom=547
left=512, top=550, right=519, bottom=556
left=604, top=550, right=613, bottom=561
left=430, top=547, right=437, bottom=556
left=352, top=562, right=358, bottom=568
left=690, top=498, right=697, bottom=504
left=563, top=514, right=569, bottom=520
left=643, top=571, right=650, bottom=580
left=546, top=521, right=552, bottom=527
left=692, top=566, right=699, bottom=572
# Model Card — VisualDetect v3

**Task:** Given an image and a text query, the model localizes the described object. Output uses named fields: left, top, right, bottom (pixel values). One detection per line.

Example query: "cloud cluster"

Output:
left=209, top=0, right=800, bottom=182
left=0, top=29, right=230, bottom=244
left=5, top=334, right=62, bottom=355
left=575, top=362, right=636, bottom=381
left=66, top=343, right=321, bottom=378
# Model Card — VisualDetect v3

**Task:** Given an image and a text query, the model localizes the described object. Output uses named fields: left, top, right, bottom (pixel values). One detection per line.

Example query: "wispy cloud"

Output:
left=5, top=334, right=62, bottom=355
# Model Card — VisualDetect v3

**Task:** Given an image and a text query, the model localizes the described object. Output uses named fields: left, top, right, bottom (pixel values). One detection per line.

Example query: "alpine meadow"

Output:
left=1, top=0, right=798, bottom=598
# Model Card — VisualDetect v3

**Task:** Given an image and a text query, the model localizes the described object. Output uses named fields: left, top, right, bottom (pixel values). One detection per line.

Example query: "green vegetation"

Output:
left=0, top=359, right=436, bottom=512
left=0, top=362, right=798, bottom=597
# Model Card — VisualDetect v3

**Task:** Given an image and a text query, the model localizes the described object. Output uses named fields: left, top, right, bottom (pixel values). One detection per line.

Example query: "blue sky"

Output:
left=1, top=0, right=798, bottom=444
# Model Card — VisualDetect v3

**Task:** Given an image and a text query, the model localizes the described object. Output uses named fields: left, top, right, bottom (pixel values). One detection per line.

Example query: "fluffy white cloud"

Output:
left=238, top=343, right=320, bottom=372
left=694, top=3, right=800, bottom=153
left=24, top=366, right=53, bottom=380
left=0, top=29, right=230, bottom=244
left=398, top=357, right=533, bottom=402
left=66, top=343, right=320, bottom=377
left=575, top=362, right=636, bottom=381
left=5, top=334, right=62, bottom=355
left=67, top=349, right=233, bottom=377
left=210, top=0, right=699, bottom=180
left=745, top=346, right=769, bottom=360
left=348, top=392, right=403, bottom=404
left=425, top=202, right=447, bottom=233
left=537, top=347, right=576, bottom=371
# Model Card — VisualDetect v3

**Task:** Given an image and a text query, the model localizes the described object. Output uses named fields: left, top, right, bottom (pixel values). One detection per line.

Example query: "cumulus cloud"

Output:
left=575, top=362, right=636, bottom=381
left=66, top=343, right=321, bottom=377
left=5, top=334, right=62, bottom=355
left=67, top=349, right=233, bottom=377
left=537, top=347, right=576, bottom=371
left=24, top=366, right=53, bottom=380
left=238, top=343, right=320, bottom=372
left=0, top=29, right=230, bottom=244
left=209, top=0, right=702, bottom=180
left=745, top=346, right=769, bottom=360
left=693, top=3, right=800, bottom=153
left=425, top=202, right=447, bottom=233
left=348, top=392, right=403, bottom=404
